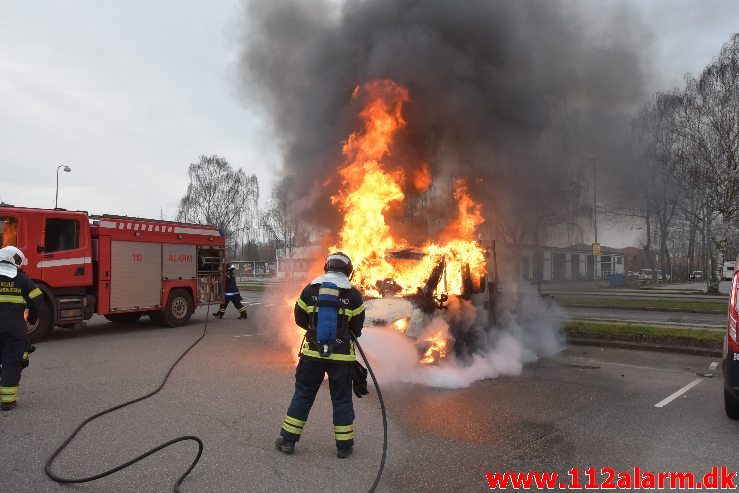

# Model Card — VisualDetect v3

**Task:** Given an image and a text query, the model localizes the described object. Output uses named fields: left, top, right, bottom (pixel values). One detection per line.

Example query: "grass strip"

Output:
left=237, top=284, right=267, bottom=292
left=566, top=320, right=723, bottom=343
left=556, top=296, right=727, bottom=312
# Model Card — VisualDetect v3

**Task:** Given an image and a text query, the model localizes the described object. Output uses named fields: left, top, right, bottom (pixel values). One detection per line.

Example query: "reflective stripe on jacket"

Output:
left=0, top=270, right=42, bottom=332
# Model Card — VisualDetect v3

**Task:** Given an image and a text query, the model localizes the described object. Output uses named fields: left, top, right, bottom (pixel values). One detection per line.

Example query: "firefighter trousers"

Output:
left=280, top=358, right=355, bottom=449
left=0, top=328, right=28, bottom=405
left=216, top=295, right=246, bottom=317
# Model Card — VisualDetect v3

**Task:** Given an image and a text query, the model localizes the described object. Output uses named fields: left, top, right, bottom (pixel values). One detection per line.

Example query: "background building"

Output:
left=515, top=244, right=625, bottom=282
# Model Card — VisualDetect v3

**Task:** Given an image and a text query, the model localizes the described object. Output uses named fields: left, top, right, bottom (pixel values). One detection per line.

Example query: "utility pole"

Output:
left=593, top=158, right=598, bottom=245
left=591, top=157, right=599, bottom=286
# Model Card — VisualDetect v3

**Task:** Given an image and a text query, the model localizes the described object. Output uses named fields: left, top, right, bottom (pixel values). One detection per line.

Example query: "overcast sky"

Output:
left=0, top=0, right=280, bottom=219
left=1, top=1, right=738, bottom=243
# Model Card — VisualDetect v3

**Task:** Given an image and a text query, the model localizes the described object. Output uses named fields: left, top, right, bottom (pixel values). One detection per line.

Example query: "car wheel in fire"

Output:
left=162, top=288, right=193, bottom=327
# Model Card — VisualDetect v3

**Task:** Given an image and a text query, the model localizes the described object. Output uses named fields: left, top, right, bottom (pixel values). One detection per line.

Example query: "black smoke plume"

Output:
left=239, top=0, right=651, bottom=248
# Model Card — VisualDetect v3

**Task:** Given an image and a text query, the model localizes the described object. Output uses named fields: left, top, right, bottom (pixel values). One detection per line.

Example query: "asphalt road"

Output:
left=2, top=296, right=737, bottom=492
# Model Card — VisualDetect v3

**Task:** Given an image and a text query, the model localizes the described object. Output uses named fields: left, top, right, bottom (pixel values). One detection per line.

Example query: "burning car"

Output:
left=322, top=80, right=496, bottom=365
left=363, top=248, right=497, bottom=364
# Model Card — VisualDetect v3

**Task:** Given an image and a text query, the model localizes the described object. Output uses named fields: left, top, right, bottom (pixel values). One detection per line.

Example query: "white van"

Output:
left=724, top=261, right=736, bottom=281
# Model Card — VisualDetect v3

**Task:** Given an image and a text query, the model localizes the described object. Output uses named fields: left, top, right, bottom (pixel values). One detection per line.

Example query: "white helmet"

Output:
left=0, top=246, right=27, bottom=278
left=0, top=246, right=27, bottom=267
left=228, top=264, right=236, bottom=270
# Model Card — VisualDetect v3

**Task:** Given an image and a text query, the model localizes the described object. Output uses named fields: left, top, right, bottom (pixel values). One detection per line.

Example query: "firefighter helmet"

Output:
left=0, top=246, right=27, bottom=278
left=228, top=264, right=236, bottom=271
left=0, top=246, right=27, bottom=267
left=324, top=252, right=353, bottom=276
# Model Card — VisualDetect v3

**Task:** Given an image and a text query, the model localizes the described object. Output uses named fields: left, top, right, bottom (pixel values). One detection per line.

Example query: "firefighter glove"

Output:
left=352, top=361, right=369, bottom=398
left=21, top=345, right=36, bottom=369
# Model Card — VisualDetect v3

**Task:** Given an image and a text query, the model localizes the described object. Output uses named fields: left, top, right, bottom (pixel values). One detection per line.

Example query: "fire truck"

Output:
left=0, top=206, right=226, bottom=342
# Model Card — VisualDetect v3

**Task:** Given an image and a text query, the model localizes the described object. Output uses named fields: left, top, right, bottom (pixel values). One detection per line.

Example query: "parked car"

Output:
left=638, top=269, right=670, bottom=281
left=724, top=261, right=736, bottom=281
left=723, top=257, right=739, bottom=418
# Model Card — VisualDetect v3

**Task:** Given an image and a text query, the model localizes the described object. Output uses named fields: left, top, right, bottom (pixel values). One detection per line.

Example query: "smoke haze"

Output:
left=239, top=0, right=652, bottom=241
left=359, top=289, right=566, bottom=389
left=240, top=0, right=650, bottom=385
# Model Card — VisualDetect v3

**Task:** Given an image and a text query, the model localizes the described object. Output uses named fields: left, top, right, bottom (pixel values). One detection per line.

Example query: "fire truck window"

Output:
left=45, top=218, right=80, bottom=253
left=1, top=216, right=18, bottom=247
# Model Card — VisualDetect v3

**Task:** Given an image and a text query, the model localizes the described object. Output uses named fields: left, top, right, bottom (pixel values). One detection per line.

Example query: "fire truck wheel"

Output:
left=104, top=313, right=142, bottom=324
left=27, top=298, right=52, bottom=342
left=162, top=289, right=193, bottom=327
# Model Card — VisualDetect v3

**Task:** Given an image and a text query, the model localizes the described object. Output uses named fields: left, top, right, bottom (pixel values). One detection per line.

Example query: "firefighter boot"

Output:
left=213, top=310, right=224, bottom=319
left=238, top=311, right=248, bottom=320
left=275, top=437, right=295, bottom=455
left=337, top=447, right=353, bottom=459
left=0, top=386, right=18, bottom=411
left=1, top=401, right=16, bottom=411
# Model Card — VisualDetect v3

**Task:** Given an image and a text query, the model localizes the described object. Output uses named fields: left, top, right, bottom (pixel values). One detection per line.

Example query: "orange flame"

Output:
left=332, top=80, right=486, bottom=297
left=421, top=332, right=448, bottom=365
left=329, top=79, right=488, bottom=364
left=413, top=163, right=432, bottom=192
left=391, top=317, right=410, bottom=333
left=446, top=180, right=484, bottom=240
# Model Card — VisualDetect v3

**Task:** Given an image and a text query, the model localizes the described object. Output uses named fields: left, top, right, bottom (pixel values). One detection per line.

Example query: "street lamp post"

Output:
left=55, top=165, right=71, bottom=209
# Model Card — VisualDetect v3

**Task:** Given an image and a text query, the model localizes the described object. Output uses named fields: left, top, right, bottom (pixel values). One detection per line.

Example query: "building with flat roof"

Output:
left=515, top=244, right=625, bottom=282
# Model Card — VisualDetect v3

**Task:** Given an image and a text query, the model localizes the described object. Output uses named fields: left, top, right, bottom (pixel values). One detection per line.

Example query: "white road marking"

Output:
left=655, top=378, right=704, bottom=408
left=710, top=361, right=718, bottom=370
left=234, top=333, right=263, bottom=338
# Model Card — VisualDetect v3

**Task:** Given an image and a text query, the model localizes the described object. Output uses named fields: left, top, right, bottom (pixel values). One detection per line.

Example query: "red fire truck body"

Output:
left=0, top=206, right=225, bottom=341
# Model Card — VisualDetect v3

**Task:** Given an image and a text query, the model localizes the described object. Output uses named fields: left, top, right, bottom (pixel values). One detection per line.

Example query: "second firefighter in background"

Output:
left=213, top=265, right=247, bottom=319
left=275, top=252, right=365, bottom=458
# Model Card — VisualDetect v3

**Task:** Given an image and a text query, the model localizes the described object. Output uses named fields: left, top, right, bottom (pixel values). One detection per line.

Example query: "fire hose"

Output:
left=44, top=304, right=212, bottom=492
left=351, top=332, right=388, bottom=493
left=43, top=306, right=388, bottom=493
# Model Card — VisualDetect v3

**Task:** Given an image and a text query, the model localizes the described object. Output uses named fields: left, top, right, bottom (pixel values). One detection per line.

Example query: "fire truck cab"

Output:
left=0, top=206, right=225, bottom=342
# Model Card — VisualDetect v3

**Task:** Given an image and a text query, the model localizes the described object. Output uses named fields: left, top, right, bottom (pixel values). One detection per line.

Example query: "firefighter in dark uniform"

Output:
left=213, top=265, right=247, bottom=319
left=275, top=252, right=365, bottom=458
left=0, top=246, right=42, bottom=411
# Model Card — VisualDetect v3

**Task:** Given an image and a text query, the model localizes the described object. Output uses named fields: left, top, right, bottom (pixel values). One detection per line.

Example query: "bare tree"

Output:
left=625, top=103, right=663, bottom=277
left=650, top=92, right=683, bottom=277
left=494, top=156, right=590, bottom=290
left=671, top=35, right=739, bottom=291
left=261, top=176, right=305, bottom=262
left=176, top=155, right=259, bottom=250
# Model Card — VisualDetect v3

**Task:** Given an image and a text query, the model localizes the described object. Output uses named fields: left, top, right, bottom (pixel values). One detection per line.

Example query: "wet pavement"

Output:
left=1, top=294, right=736, bottom=492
